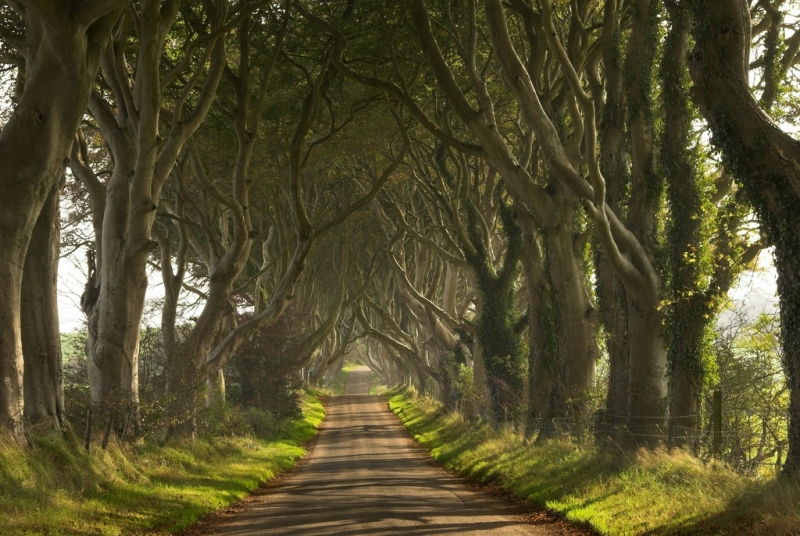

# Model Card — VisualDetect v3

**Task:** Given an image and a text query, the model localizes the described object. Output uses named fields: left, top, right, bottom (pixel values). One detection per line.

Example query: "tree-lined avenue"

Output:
left=195, top=369, right=571, bottom=535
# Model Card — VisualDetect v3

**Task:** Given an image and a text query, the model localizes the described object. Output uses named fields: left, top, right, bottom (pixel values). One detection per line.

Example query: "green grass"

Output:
left=388, top=389, right=800, bottom=535
left=368, top=370, right=389, bottom=395
left=0, top=393, right=325, bottom=536
left=342, top=362, right=363, bottom=373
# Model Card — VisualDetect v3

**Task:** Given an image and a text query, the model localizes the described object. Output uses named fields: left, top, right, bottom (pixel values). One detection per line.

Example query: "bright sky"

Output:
left=55, top=236, right=780, bottom=333
left=57, top=250, right=171, bottom=332
left=0, top=13, right=782, bottom=335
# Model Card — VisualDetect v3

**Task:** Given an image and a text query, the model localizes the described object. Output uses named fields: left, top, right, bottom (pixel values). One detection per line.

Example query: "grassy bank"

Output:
left=389, top=390, right=800, bottom=535
left=0, top=393, right=325, bottom=536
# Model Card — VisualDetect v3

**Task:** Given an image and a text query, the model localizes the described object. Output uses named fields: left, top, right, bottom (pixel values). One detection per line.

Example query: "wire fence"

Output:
left=454, top=387, right=789, bottom=477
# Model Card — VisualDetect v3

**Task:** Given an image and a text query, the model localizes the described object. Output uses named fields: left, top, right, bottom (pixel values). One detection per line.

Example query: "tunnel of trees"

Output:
left=1, top=0, right=799, bottom=485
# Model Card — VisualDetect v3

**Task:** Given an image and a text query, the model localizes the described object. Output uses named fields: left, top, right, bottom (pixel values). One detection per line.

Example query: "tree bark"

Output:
left=541, top=194, right=598, bottom=432
left=83, top=151, right=146, bottom=432
left=75, top=1, right=227, bottom=436
left=625, top=294, right=668, bottom=443
left=22, top=181, right=64, bottom=430
left=0, top=2, right=121, bottom=433
left=663, top=1, right=706, bottom=447
left=620, top=0, right=667, bottom=446
left=517, top=211, right=558, bottom=437
left=688, top=0, right=800, bottom=480
left=596, top=0, right=630, bottom=436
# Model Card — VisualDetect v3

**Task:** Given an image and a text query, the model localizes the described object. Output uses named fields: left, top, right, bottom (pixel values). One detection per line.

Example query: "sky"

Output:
left=56, top=239, right=780, bottom=333
left=0, top=11, right=783, bottom=336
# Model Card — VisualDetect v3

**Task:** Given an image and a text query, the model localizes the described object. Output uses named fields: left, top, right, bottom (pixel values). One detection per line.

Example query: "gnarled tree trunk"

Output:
left=0, top=2, right=121, bottom=433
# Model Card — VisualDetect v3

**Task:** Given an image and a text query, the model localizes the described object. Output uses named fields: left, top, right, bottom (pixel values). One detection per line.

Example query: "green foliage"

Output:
left=196, top=403, right=254, bottom=438
left=714, top=312, right=788, bottom=474
left=0, top=392, right=324, bottom=536
left=465, top=198, right=527, bottom=422
left=454, top=363, right=478, bottom=414
left=389, top=390, right=800, bottom=535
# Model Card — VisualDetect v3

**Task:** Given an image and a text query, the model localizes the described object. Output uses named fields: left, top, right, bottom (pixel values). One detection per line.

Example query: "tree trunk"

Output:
left=776, top=240, right=800, bottom=480
left=662, top=0, right=716, bottom=449
left=469, top=340, right=492, bottom=420
left=620, top=0, right=666, bottom=447
left=597, top=0, right=630, bottom=439
left=518, top=213, right=557, bottom=438
left=687, top=0, right=800, bottom=480
left=0, top=6, right=118, bottom=432
left=596, top=250, right=629, bottom=436
left=626, top=295, right=668, bottom=446
left=206, top=369, right=226, bottom=408
left=22, top=182, right=64, bottom=430
left=0, top=241, right=26, bottom=433
left=542, top=199, right=598, bottom=433
left=86, top=241, right=147, bottom=433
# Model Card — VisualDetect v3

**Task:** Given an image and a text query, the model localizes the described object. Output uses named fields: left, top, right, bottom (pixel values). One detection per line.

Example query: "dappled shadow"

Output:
left=196, top=370, right=557, bottom=535
left=405, top=405, right=632, bottom=510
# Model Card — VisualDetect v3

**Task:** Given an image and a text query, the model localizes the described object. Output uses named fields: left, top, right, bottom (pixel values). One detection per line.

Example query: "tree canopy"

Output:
left=0, top=0, right=799, bottom=484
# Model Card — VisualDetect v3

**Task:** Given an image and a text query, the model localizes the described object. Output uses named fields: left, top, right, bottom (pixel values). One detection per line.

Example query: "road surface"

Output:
left=195, top=368, right=577, bottom=535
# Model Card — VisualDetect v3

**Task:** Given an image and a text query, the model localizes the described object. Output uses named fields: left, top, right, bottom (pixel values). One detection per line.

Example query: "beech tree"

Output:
left=0, top=0, right=123, bottom=433
left=687, top=0, right=800, bottom=479
left=68, top=0, right=231, bottom=436
left=2, top=0, right=797, bottom=490
left=152, top=7, right=286, bottom=437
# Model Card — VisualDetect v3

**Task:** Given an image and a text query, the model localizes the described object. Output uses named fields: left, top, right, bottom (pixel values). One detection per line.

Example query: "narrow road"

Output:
left=197, top=368, right=573, bottom=535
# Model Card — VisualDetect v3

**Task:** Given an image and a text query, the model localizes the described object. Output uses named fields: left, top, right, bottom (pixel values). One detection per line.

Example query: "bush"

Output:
left=196, top=403, right=253, bottom=438
left=244, top=407, right=279, bottom=438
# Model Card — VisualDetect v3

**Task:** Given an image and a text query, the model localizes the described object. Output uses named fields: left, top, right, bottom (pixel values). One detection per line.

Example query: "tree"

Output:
left=401, top=0, right=661, bottom=442
left=69, top=0, right=228, bottom=437
left=0, top=0, right=123, bottom=433
left=688, top=0, right=800, bottom=479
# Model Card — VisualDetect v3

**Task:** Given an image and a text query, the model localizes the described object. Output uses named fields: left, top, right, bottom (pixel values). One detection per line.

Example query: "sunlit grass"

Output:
left=389, top=390, right=800, bottom=535
left=367, top=369, right=389, bottom=395
left=0, top=393, right=324, bottom=536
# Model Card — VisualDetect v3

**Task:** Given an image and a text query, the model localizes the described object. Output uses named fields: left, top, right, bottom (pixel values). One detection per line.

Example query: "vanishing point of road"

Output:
left=194, top=368, right=583, bottom=535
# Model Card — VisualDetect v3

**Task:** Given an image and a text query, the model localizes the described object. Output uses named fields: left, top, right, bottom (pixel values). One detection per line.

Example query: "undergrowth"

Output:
left=0, top=392, right=324, bottom=536
left=388, top=389, right=800, bottom=536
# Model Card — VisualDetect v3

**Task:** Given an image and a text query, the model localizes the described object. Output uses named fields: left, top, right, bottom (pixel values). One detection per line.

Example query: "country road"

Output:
left=195, top=368, right=577, bottom=535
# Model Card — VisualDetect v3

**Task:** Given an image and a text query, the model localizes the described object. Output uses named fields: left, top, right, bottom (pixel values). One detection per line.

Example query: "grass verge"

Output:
left=368, top=369, right=388, bottom=395
left=388, top=389, right=800, bottom=535
left=0, top=392, right=325, bottom=536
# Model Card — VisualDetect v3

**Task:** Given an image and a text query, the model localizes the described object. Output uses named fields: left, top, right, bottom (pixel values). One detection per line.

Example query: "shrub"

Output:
left=196, top=403, right=253, bottom=438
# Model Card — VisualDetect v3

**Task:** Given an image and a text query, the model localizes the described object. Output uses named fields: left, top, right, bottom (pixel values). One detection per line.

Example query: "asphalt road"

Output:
left=196, top=368, right=574, bottom=535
